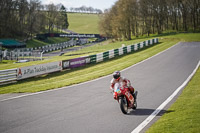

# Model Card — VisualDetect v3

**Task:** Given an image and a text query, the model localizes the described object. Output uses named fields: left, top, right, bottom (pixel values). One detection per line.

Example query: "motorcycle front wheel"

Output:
left=119, top=97, right=128, bottom=114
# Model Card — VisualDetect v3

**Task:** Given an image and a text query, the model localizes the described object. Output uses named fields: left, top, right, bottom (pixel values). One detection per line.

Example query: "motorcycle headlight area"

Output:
left=116, top=89, right=121, bottom=94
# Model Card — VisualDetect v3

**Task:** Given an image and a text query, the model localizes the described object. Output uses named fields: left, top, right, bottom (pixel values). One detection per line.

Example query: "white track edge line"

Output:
left=0, top=42, right=181, bottom=102
left=131, top=60, right=200, bottom=133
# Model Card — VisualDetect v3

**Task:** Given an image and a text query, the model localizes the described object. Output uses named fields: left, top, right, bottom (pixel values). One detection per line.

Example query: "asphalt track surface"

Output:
left=0, top=42, right=200, bottom=133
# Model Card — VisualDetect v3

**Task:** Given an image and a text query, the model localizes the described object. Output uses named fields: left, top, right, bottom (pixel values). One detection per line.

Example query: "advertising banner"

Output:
left=17, top=61, right=62, bottom=80
left=37, top=33, right=102, bottom=39
left=62, top=57, right=90, bottom=69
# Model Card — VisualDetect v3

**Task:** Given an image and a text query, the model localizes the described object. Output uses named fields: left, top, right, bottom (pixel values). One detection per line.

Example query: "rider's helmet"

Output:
left=113, top=71, right=121, bottom=80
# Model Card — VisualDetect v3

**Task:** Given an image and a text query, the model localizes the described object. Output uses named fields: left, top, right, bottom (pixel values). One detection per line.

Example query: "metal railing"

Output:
left=0, top=68, right=17, bottom=84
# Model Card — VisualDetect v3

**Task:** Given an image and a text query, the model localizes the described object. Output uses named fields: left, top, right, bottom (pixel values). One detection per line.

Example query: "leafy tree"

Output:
left=99, top=0, right=200, bottom=40
left=60, top=5, right=69, bottom=29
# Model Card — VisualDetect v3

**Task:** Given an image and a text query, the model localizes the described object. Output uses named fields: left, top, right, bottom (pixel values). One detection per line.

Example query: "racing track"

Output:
left=0, top=42, right=200, bottom=133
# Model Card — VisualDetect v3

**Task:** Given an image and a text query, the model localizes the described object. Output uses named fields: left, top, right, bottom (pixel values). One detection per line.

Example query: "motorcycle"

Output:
left=113, top=83, right=137, bottom=114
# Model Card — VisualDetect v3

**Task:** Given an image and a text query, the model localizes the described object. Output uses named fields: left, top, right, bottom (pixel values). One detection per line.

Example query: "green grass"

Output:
left=0, top=33, right=200, bottom=93
left=43, top=37, right=70, bottom=44
left=26, top=39, right=48, bottom=48
left=68, top=13, right=100, bottom=34
left=26, top=37, right=70, bottom=48
left=146, top=67, right=200, bottom=133
left=26, top=13, right=100, bottom=48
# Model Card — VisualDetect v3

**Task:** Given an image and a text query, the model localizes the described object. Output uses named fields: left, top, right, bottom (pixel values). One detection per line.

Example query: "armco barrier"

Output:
left=0, top=38, right=158, bottom=84
left=61, top=38, right=158, bottom=69
left=89, top=55, right=97, bottom=63
left=88, top=38, right=159, bottom=63
left=0, top=68, right=17, bottom=84
left=5, top=39, right=78, bottom=59
left=103, top=51, right=109, bottom=60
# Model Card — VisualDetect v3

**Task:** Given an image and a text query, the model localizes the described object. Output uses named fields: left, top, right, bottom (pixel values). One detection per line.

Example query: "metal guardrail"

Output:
left=0, top=68, right=17, bottom=84
left=89, top=38, right=158, bottom=63
left=2, top=40, right=78, bottom=60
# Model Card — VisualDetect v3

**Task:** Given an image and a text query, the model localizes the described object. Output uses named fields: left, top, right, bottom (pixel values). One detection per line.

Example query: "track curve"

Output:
left=0, top=42, right=200, bottom=133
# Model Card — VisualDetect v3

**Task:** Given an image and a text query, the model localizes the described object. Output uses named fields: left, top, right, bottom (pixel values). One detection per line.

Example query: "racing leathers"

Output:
left=110, top=76, right=135, bottom=99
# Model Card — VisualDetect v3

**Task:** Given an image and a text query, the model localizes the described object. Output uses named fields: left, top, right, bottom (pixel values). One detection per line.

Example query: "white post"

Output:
left=41, top=51, right=44, bottom=60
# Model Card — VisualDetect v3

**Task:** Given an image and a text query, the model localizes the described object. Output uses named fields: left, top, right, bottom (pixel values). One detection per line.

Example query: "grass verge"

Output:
left=146, top=67, right=200, bottom=133
left=68, top=13, right=100, bottom=34
left=26, top=37, right=70, bottom=48
left=0, top=33, right=200, bottom=93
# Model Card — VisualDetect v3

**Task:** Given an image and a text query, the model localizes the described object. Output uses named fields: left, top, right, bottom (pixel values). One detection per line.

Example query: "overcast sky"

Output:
left=40, top=0, right=118, bottom=11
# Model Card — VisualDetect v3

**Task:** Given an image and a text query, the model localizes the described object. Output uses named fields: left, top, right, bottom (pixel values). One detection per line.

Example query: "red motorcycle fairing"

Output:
left=124, top=91, right=134, bottom=105
left=114, top=85, right=134, bottom=108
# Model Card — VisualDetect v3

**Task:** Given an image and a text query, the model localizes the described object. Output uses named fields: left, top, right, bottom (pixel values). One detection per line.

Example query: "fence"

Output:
left=0, top=68, right=17, bottom=84
left=2, top=39, right=78, bottom=60
left=0, top=38, right=158, bottom=84
left=89, top=38, right=158, bottom=63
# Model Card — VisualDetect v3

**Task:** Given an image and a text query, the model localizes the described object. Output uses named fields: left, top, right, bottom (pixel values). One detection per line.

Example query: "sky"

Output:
left=40, top=0, right=118, bottom=11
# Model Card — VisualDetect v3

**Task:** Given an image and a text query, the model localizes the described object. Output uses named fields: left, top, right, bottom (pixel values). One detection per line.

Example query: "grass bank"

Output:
left=0, top=33, right=200, bottom=94
left=146, top=67, right=200, bottom=133
left=68, top=13, right=100, bottom=34
left=26, top=37, right=70, bottom=48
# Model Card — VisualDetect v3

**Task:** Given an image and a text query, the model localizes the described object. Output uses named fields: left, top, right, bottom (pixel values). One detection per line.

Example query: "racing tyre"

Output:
left=119, top=97, right=128, bottom=114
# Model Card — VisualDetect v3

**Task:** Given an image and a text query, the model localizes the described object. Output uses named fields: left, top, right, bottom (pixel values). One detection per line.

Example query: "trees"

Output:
left=60, top=5, right=69, bottom=29
left=0, top=0, right=15, bottom=38
left=99, top=9, right=113, bottom=38
left=27, top=0, right=42, bottom=39
left=45, top=3, right=59, bottom=33
left=99, top=0, right=200, bottom=40
left=18, top=0, right=29, bottom=37
left=100, top=0, right=138, bottom=40
left=68, top=5, right=102, bottom=14
left=0, top=0, right=69, bottom=39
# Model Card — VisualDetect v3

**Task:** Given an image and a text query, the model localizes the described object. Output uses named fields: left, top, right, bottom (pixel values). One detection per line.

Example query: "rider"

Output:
left=110, top=71, right=137, bottom=100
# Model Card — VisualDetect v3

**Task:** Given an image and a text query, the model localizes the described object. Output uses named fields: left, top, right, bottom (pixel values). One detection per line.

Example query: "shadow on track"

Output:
left=128, top=108, right=175, bottom=116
